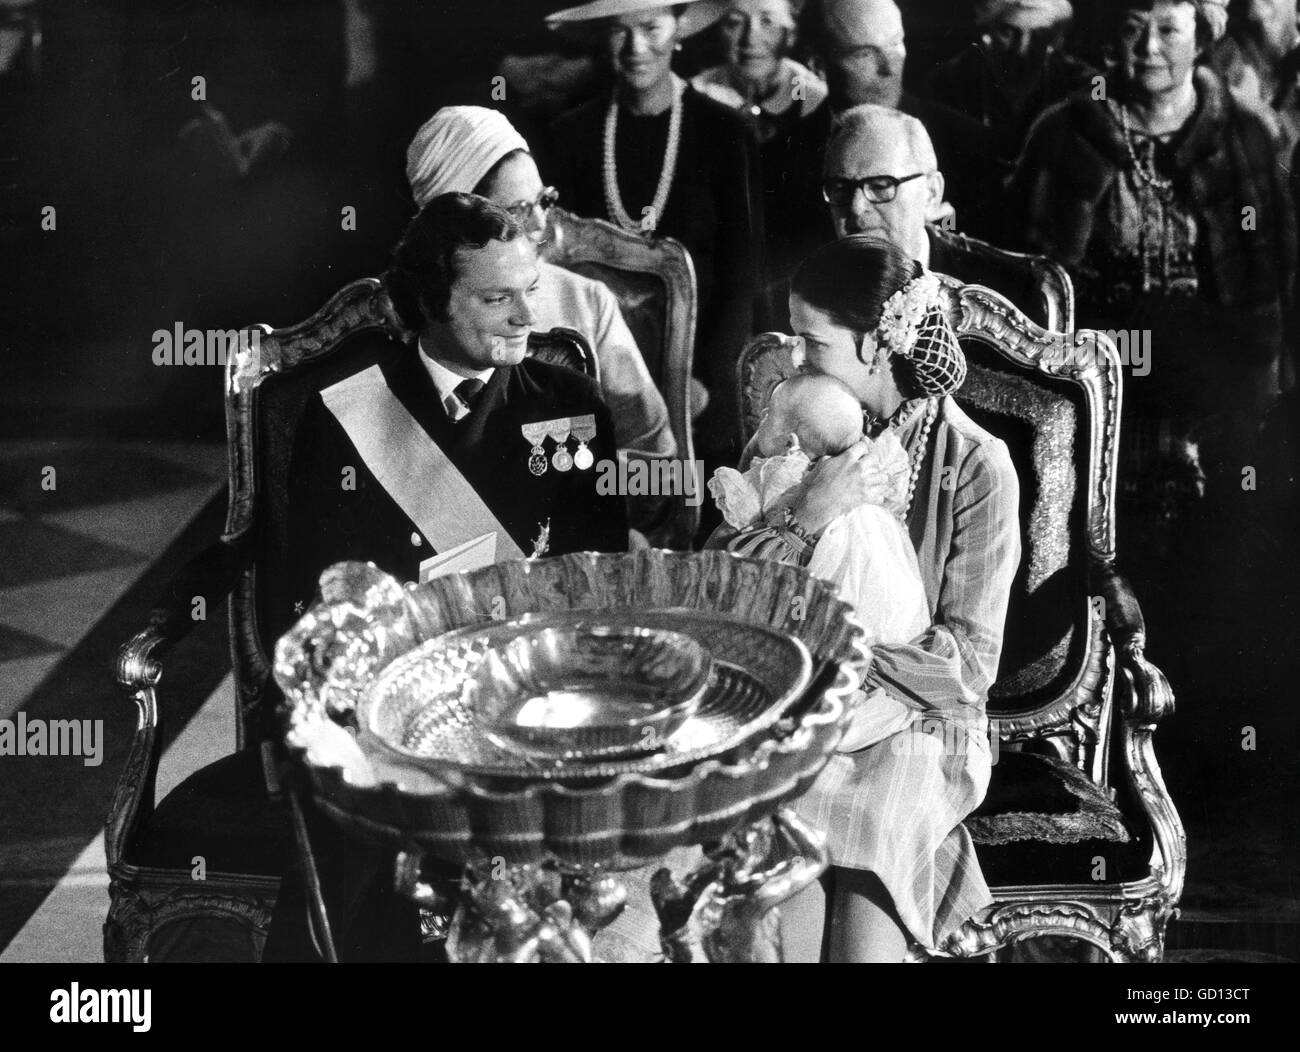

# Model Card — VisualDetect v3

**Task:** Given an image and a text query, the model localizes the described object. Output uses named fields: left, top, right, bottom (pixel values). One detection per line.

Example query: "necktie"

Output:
left=451, top=378, right=485, bottom=421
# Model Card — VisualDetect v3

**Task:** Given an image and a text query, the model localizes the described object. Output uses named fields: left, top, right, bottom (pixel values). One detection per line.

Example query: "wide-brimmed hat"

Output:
left=546, top=0, right=729, bottom=43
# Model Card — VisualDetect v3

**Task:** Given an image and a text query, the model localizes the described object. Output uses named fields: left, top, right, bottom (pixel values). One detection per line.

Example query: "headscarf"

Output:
left=406, top=106, right=530, bottom=209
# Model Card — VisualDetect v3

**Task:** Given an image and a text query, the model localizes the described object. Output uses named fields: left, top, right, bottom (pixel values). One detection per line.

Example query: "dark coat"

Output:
left=549, top=86, right=763, bottom=458
left=267, top=340, right=628, bottom=643
left=1006, top=66, right=1296, bottom=321
left=926, top=45, right=1098, bottom=168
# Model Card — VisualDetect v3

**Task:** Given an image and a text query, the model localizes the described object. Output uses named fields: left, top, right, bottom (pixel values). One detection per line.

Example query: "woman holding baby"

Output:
left=710, top=235, right=1022, bottom=961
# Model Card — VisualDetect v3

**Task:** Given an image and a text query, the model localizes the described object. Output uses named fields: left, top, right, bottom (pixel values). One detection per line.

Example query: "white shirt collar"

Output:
left=417, top=339, right=494, bottom=418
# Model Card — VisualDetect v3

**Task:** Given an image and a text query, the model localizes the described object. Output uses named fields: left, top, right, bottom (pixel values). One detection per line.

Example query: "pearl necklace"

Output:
left=1117, top=103, right=1175, bottom=193
left=603, top=76, right=684, bottom=236
left=896, top=397, right=939, bottom=524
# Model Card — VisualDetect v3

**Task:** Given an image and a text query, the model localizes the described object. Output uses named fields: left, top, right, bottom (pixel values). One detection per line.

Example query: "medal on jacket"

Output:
left=548, top=418, right=574, bottom=472
left=521, top=421, right=549, bottom=476
left=570, top=414, right=597, bottom=471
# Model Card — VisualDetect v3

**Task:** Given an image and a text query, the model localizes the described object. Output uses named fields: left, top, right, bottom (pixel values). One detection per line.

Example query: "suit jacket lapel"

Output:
left=456, top=365, right=512, bottom=450
left=380, top=346, right=515, bottom=457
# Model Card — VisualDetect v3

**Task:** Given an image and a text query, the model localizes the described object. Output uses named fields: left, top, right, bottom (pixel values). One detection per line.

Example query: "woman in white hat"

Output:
left=406, top=105, right=675, bottom=459
left=546, top=0, right=765, bottom=464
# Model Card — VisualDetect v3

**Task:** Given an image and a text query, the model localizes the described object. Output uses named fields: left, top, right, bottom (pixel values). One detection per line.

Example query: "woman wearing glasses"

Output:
left=407, top=105, right=675, bottom=458
left=545, top=0, right=764, bottom=464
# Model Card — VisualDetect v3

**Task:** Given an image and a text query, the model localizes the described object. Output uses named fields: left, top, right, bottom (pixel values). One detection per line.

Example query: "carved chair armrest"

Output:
left=107, top=540, right=243, bottom=868
left=1095, top=566, right=1186, bottom=909
left=1093, top=565, right=1174, bottom=725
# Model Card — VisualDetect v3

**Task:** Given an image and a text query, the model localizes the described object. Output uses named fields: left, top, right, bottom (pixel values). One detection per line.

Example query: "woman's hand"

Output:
left=790, top=439, right=898, bottom=536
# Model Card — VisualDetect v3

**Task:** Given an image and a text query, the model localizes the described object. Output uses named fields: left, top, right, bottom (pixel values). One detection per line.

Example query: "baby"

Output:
left=709, top=373, right=929, bottom=751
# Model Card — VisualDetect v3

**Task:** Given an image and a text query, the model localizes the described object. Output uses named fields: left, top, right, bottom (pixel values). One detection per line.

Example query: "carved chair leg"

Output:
left=285, top=781, right=338, bottom=963
left=105, top=880, right=152, bottom=963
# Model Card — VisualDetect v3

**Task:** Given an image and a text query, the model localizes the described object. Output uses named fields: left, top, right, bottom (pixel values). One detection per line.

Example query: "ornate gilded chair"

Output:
left=543, top=206, right=699, bottom=547
left=930, top=226, right=1075, bottom=333
left=105, top=278, right=597, bottom=962
left=738, top=280, right=1185, bottom=963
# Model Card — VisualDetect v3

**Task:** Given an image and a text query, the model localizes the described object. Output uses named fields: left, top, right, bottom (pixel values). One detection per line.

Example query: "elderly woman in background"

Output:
left=546, top=0, right=764, bottom=464
left=926, top=0, right=1096, bottom=169
left=406, top=106, right=676, bottom=459
left=1007, top=0, right=1293, bottom=545
left=691, top=0, right=828, bottom=142
left=691, top=0, right=831, bottom=328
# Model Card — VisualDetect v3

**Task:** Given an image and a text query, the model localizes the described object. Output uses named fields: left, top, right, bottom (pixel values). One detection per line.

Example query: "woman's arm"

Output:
left=865, top=439, right=1021, bottom=717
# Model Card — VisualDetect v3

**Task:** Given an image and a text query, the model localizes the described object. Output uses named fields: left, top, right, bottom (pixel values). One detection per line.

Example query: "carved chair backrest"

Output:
left=543, top=207, right=700, bottom=546
left=930, top=226, right=1075, bottom=332
left=738, top=279, right=1123, bottom=782
left=222, top=278, right=595, bottom=746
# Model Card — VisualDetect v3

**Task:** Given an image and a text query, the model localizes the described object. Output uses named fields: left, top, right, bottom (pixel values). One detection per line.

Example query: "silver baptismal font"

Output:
left=273, top=550, right=870, bottom=962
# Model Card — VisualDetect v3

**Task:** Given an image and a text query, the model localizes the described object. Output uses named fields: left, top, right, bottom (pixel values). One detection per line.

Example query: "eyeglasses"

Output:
left=502, top=187, right=559, bottom=224
left=822, top=173, right=926, bottom=207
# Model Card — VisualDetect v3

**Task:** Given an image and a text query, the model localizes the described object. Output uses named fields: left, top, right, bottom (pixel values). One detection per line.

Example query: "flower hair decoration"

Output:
left=862, top=270, right=967, bottom=398
left=872, top=271, right=943, bottom=360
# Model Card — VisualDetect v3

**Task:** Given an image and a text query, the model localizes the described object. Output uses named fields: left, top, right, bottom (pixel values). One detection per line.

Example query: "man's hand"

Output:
left=790, top=439, right=897, bottom=535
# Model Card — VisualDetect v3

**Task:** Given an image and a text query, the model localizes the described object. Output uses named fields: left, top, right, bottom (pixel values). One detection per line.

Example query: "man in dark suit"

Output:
left=264, top=192, right=627, bottom=961
left=268, top=192, right=627, bottom=644
left=766, top=0, right=998, bottom=288
left=765, top=102, right=1054, bottom=333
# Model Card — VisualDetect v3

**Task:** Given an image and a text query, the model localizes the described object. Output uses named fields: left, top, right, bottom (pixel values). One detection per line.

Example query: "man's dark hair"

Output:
left=385, top=192, right=525, bottom=330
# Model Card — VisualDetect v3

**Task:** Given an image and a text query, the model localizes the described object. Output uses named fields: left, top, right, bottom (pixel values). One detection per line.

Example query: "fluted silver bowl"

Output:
left=390, top=623, right=714, bottom=761
left=274, top=551, right=871, bottom=868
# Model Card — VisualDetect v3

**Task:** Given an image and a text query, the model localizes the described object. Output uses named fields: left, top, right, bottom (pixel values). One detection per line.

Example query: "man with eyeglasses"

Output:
left=770, top=102, right=1053, bottom=330
left=762, top=0, right=997, bottom=306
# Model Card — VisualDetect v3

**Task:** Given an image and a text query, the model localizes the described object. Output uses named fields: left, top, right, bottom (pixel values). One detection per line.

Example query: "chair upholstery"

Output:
left=105, top=277, right=597, bottom=962
left=543, top=207, right=700, bottom=547
left=736, top=275, right=1185, bottom=962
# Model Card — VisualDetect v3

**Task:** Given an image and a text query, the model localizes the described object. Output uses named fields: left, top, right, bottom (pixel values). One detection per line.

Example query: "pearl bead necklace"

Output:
left=1117, top=103, right=1175, bottom=194
left=897, top=397, right=938, bottom=524
left=603, top=76, right=684, bottom=236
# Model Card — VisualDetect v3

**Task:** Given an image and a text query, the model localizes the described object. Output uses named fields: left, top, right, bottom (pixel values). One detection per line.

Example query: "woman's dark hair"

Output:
left=1097, top=0, right=1217, bottom=57
left=791, top=235, right=927, bottom=397
left=386, top=192, right=524, bottom=330
left=791, top=234, right=922, bottom=355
